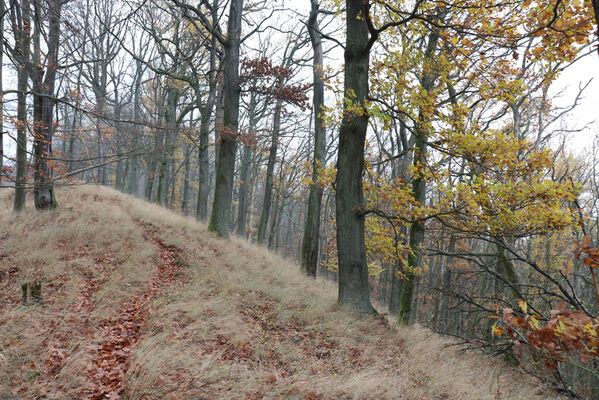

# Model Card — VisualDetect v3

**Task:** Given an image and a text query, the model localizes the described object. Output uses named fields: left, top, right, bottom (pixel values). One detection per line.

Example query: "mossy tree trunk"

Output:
left=335, top=0, right=374, bottom=313
left=208, top=0, right=243, bottom=238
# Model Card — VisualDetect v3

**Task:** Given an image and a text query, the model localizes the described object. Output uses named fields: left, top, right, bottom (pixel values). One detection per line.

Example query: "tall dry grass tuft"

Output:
left=0, top=186, right=563, bottom=399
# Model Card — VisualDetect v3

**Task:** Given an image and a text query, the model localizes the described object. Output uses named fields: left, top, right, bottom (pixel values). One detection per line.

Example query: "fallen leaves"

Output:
left=81, top=223, right=183, bottom=399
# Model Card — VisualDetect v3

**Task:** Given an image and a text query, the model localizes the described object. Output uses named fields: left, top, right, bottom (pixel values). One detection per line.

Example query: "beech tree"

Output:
left=301, top=0, right=327, bottom=277
left=9, top=0, right=31, bottom=212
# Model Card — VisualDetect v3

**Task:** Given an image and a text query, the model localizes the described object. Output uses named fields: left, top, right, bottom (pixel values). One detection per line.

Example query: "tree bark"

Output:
left=257, top=101, right=282, bottom=244
left=207, top=0, right=243, bottom=238
left=127, top=59, right=145, bottom=195
left=336, top=0, right=374, bottom=313
left=301, top=0, right=327, bottom=277
left=146, top=89, right=166, bottom=201
left=397, top=17, right=443, bottom=324
left=196, top=0, right=220, bottom=220
left=12, top=0, right=31, bottom=212
left=0, top=2, right=4, bottom=187
left=182, top=145, right=191, bottom=214
left=156, top=87, right=178, bottom=206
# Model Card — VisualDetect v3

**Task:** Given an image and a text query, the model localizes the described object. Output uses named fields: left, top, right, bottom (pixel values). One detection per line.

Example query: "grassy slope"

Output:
left=0, top=186, right=562, bottom=399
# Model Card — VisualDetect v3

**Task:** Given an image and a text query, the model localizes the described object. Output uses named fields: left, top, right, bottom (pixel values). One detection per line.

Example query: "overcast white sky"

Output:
left=550, top=51, right=599, bottom=153
left=1, top=3, right=598, bottom=161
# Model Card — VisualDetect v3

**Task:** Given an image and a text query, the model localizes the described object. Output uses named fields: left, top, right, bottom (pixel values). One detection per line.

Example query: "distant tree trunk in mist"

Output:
left=236, top=93, right=257, bottom=237
left=335, top=0, right=374, bottom=313
left=301, top=0, right=327, bottom=277
left=146, top=90, right=166, bottom=201
left=182, top=144, right=191, bottom=214
left=268, top=193, right=281, bottom=249
left=127, top=59, right=145, bottom=195
left=257, top=101, right=282, bottom=245
left=156, top=87, right=178, bottom=206
left=208, top=0, right=243, bottom=238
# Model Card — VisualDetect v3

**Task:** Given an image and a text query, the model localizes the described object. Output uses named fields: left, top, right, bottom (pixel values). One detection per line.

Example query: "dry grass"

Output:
left=0, top=186, right=564, bottom=399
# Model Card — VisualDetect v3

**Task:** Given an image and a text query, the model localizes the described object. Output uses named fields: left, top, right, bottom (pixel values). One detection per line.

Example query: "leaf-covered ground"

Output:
left=0, top=186, right=564, bottom=399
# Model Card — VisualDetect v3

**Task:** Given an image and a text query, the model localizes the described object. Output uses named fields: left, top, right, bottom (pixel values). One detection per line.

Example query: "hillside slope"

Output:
left=0, top=186, right=563, bottom=399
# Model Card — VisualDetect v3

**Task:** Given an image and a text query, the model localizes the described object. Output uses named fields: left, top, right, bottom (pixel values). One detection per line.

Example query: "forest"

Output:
left=1, top=0, right=599, bottom=398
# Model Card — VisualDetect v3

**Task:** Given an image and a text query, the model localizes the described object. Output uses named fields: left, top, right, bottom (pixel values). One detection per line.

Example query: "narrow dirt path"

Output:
left=80, top=221, right=183, bottom=399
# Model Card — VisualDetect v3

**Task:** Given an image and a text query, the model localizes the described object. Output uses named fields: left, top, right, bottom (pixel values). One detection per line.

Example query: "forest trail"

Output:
left=0, top=186, right=564, bottom=399
left=80, top=221, right=183, bottom=399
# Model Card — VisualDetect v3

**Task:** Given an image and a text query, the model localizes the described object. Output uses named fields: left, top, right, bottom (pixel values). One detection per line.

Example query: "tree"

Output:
left=301, top=0, right=327, bottom=277
left=10, top=0, right=31, bottom=212
left=335, top=0, right=375, bottom=312
left=204, top=0, right=244, bottom=237
left=0, top=0, right=5, bottom=186
left=31, top=0, right=65, bottom=209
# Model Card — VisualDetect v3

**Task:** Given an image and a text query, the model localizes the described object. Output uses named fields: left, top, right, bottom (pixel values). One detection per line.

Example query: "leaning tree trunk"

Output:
left=257, top=101, right=282, bottom=245
left=208, top=0, right=243, bottom=238
left=335, top=0, right=374, bottom=313
left=301, top=0, right=327, bottom=277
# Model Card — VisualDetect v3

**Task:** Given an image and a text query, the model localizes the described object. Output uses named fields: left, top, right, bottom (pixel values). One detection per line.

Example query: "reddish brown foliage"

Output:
left=239, top=57, right=310, bottom=110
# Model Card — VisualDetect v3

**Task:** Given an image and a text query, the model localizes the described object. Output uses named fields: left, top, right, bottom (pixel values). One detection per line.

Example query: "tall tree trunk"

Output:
left=397, top=18, right=443, bottom=324
left=196, top=0, right=220, bottom=220
left=0, top=2, right=4, bottom=186
left=267, top=193, right=280, bottom=249
left=33, top=0, right=62, bottom=210
left=115, top=159, right=124, bottom=191
left=182, top=144, right=191, bottom=214
left=336, top=0, right=374, bottom=313
left=235, top=92, right=257, bottom=237
left=496, top=238, right=520, bottom=302
left=146, top=91, right=166, bottom=201
left=156, top=87, right=178, bottom=205
left=67, top=72, right=81, bottom=174
left=257, top=101, right=282, bottom=244
left=433, top=234, right=456, bottom=331
left=389, top=261, right=404, bottom=314
left=127, top=59, right=144, bottom=195
left=301, top=0, right=327, bottom=277
left=236, top=145, right=252, bottom=236
left=13, top=0, right=31, bottom=211
left=208, top=0, right=243, bottom=238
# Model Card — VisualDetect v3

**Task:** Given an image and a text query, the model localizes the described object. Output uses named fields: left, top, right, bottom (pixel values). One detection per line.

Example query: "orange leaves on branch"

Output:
left=495, top=301, right=599, bottom=370
left=239, top=57, right=310, bottom=110
left=572, top=234, right=599, bottom=269
left=217, top=123, right=257, bottom=147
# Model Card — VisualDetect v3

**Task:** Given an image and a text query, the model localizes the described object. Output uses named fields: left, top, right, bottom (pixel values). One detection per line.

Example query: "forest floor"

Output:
left=0, top=186, right=564, bottom=400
